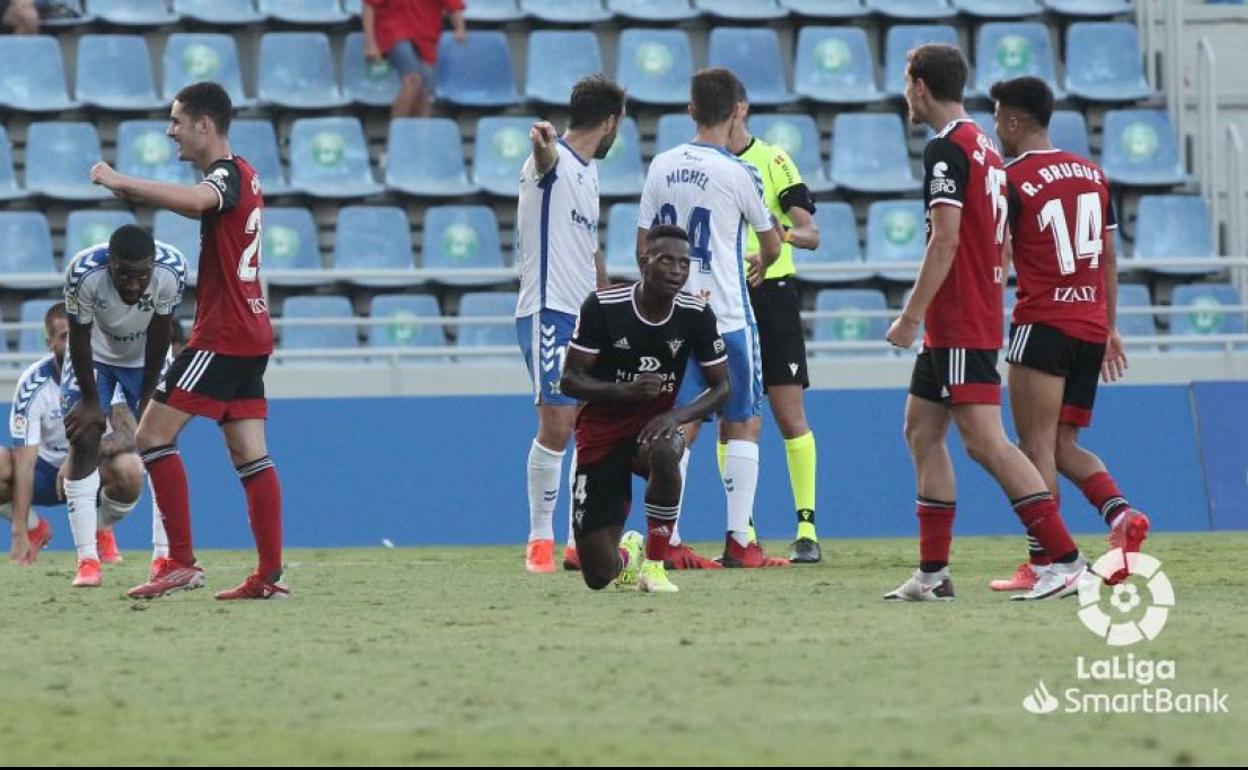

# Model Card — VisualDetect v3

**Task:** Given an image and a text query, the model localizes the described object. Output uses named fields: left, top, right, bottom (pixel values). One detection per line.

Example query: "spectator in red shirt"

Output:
left=363, top=0, right=467, bottom=118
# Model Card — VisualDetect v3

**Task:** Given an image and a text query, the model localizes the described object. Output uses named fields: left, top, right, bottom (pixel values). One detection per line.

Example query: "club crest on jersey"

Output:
left=667, top=339, right=684, bottom=356
left=638, top=357, right=662, bottom=372
left=138, top=294, right=154, bottom=312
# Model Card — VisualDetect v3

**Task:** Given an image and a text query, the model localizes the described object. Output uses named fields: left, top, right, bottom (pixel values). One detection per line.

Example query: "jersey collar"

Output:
left=1006, top=148, right=1063, bottom=167
left=631, top=283, right=675, bottom=327
left=935, top=117, right=974, bottom=139
left=557, top=138, right=590, bottom=168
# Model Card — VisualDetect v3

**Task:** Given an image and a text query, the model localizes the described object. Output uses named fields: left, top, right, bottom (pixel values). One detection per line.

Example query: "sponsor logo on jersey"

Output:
left=1053, top=286, right=1098, bottom=303
left=614, top=338, right=631, bottom=350
left=12, top=414, right=27, bottom=435
left=930, top=161, right=958, bottom=196
left=248, top=297, right=268, bottom=314
left=713, top=338, right=726, bottom=355
left=638, top=357, right=662, bottom=372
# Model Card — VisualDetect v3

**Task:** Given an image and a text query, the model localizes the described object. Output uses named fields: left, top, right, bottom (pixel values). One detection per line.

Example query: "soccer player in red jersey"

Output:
left=89, top=82, right=286, bottom=601
left=987, top=76, right=1150, bottom=592
left=884, top=45, right=1088, bottom=602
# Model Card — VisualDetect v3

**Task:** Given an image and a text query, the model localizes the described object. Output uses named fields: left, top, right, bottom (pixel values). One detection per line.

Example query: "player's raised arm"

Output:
left=89, top=161, right=218, bottom=220
left=529, top=120, right=559, bottom=177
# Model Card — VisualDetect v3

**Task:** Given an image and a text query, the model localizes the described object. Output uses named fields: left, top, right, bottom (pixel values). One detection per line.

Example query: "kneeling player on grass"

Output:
left=988, top=76, right=1150, bottom=592
left=560, top=225, right=730, bottom=594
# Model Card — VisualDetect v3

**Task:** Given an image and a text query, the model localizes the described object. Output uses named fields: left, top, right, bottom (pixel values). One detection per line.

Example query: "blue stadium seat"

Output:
left=152, top=210, right=201, bottom=278
left=343, top=0, right=359, bottom=15
left=464, top=0, right=523, bottom=22
left=655, top=112, right=697, bottom=153
left=258, top=32, right=349, bottom=110
left=520, top=0, right=612, bottom=22
left=598, top=117, right=645, bottom=198
left=866, top=200, right=925, bottom=281
left=421, top=206, right=506, bottom=287
left=63, top=210, right=137, bottom=262
left=1042, top=0, right=1132, bottom=16
left=0, top=36, right=76, bottom=112
left=89, top=0, right=180, bottom=25
left=1170, top=284, right=1246, bottom=346
left=696, top=0, right=788, bottom=19
left=953, top=0, right=1041, bottom=17
left=812, top=289, right=890, bottom=355
left=436, top=31, right=520, bottom=107
left=1100, top=110, right=1187, bottom=187
left=332, top=206, right=417, bottom=287
left=386, top=118, right=478, bottom=197
left=708, top=28, right=794, bottom=106
left=117, top=121, right=196, bottom=185
left=795, top=26, right=883, bottom=104
left=263, top=207, right=323, bottom=287
left=607, top=0, right=698, bottom=20
left=40, top=0, right=95, bottom=27
left=605, top=203, right=641, bottom=277
left=289, top=117, right=385, bottom=198
left=616, top=29, right=694, bottom=106
left=781, top=0, right=866, bottom=17
left=867, top=0, right=956, bottom=19
left=1116, top=284, right=1156, bottom=341
left=258, top=0, right=350, bottom=24
left=368, top=294, right=449, bottom=363
left=974, top=23, right=1061, bottom=98
left=0, top=213, right=57, bottom=282
left=0, top=127, right=26, bottom=201
left=884, top=25, right=959, bottom=96
left=1133, top=196, right=1216, bottom=275
left=796, top=202, right=869, bottom=282
left=229, top=120, right=293, bottom=196
left=163, top=33, right=250, bottom=107
left=279, top=296, right=360, bottom=359
left=18, top=300, right=57, bottom=354
left=343, top=32, right=399, bottom=108
left=76, top=35, right=164, bottom=111
left=747, top=114, right=833, bottom=193
left=174, top=0, right=265, bottom=24
left=1064, top=22, right=1151, bottom=102
left=24, top=122, right=109, bottom=201
left=830, top=113, right=919, bottom=193
left=457, top=292, right=522, bottom=361
left=1049, top=110, right=1090, bottom=158
left=525, top=30, right=603, bottom=106
left=473, top=116, right=540, bottom=196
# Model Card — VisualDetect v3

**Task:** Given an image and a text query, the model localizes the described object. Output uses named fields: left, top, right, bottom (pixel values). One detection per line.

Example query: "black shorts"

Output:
left=910, top=347, right=1001, bottom=406
left=154, top=347, right=269, bottom=423
left=1006, top=323, right=1106, bottom=427
left=749, top=277, right=809, bottom=391
left=572, top=438, right=641, bottom=538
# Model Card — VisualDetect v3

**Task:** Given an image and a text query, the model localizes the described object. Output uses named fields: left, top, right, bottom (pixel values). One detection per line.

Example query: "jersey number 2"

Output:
left=658, top=204, right=713, bottom=273
left=238, top=208, right=262, bottom=283
left=1038, top=192, right=1103, bottom=275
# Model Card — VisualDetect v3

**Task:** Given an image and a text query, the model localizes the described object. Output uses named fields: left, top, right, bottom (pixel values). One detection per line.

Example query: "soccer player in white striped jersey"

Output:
left=515, top=75, right=624, bottom=573
left=637, top=68, right=786, bottom=568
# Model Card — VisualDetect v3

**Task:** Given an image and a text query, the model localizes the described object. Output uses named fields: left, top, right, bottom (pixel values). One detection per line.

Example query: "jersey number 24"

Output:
left=656, top=204, right=713, bottom=273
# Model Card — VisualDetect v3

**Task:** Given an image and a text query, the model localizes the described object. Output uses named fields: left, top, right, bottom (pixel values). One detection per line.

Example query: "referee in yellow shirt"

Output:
left=726, top=95, right=824, bottom=563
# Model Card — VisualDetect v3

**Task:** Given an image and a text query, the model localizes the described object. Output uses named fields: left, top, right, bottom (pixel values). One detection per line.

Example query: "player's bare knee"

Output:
left=644, top=435, right=684, bottom=477
left=109, top=454, right=145, bottom=498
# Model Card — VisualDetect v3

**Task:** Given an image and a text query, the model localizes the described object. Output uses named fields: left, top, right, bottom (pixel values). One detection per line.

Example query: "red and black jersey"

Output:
left=191, top=155, right=274, bottom=357
left=569, top=284, right=726, bottom=465
left=1006, top=149, right=1117, bottom=344
left=922, top=118, right=1007, bottom=350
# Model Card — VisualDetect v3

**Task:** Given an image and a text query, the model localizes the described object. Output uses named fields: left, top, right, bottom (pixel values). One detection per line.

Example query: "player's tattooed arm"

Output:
left=140, top=313, right=174, bottom=414
left=89, top=162, right=218, bottom=220
left=100, top=405, right=137, bottom=458
left=529, top=121, right=559, bottom=177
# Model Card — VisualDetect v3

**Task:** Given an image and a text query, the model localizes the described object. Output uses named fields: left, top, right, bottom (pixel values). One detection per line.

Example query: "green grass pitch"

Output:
left=2, top=534, right=1245, bottom=766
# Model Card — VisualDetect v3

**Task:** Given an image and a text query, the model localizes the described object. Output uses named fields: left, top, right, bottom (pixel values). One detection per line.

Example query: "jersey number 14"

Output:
left=1038, top=192, right=1103, bottom=276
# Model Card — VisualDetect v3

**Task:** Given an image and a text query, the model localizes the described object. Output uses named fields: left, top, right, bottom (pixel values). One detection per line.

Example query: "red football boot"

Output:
left=127, top=560, right=205, bottom=599
left=215, top=573, right=290, bottom=600
left=96, top=527, right=123, bottom=564
left=1105, top=509, right=1151, bottom=585
left=989, top=562, right=1042, bottom=592
left=717, top=537, right=790, bottom=568
left=664, top=543, right=723, bottom=570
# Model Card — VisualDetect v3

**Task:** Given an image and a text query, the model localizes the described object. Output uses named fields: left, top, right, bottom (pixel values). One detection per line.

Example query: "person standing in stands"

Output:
left=362, top=0, right=467, bottom=118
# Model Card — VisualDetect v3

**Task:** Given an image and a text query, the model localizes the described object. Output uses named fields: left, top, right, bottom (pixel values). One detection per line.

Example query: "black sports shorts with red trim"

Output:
left=572, top=437, right=642, bottom=538
left=1006, top=322, right=1106, bottom=427
left=154, top=347, right=269, bottom=423
left=910, top=347, right=1001, bottom=406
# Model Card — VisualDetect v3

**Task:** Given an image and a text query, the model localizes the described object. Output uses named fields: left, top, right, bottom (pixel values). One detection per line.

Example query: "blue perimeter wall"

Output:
left=8, top=382, right=1245, bottom=551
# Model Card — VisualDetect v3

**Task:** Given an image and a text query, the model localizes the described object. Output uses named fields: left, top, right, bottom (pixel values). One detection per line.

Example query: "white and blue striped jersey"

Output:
left=9, top=356, right=67, bottom=466
left=638, top=142, right=774, bottom=334
left=64, top=241, right=187, bottom=368
left=516, top=140, right=601, bottom=318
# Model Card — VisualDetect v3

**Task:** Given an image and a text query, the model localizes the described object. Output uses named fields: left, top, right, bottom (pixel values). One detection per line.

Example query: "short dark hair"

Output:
left=174, top=81, right=232, bottom=135
left=690, top=68, right=744, bottom=128
left=109, top=224, right=156, bottom=263
left=907, top=44, right=968, bottom=104
left=645, top=224, right=690, bottom=248
left=568, top=74, right=626, bottom=130
left=45, top=302, right=67, bottom=328
left=989, top=76, right=1054, bottom=129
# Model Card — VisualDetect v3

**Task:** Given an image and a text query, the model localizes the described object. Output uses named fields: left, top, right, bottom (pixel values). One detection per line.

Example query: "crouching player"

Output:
left=560, top=225, right=729, bottom=593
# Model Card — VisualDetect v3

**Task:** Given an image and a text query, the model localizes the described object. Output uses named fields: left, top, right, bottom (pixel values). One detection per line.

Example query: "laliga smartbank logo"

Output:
left=1022, top=549, right=1229, bottom=716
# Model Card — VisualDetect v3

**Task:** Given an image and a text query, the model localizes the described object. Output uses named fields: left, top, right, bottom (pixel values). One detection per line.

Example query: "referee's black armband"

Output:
left=778, top=184, right=816, bottom=215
